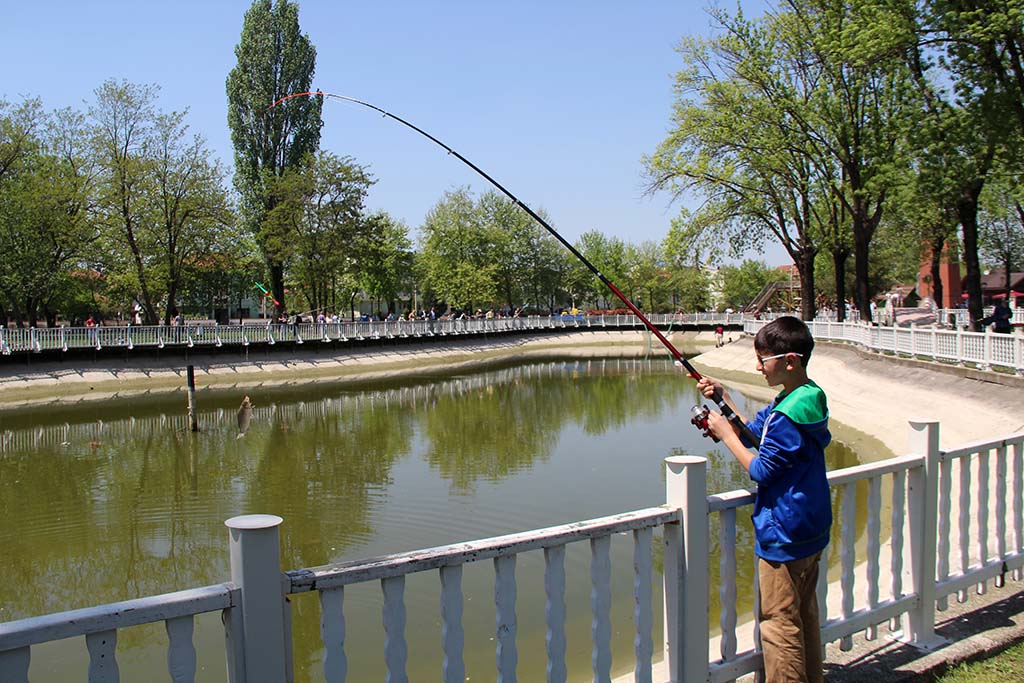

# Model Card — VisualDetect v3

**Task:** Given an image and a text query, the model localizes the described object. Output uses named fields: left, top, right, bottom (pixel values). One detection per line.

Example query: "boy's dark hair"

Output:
left=754, top=316, right=814, bottom=365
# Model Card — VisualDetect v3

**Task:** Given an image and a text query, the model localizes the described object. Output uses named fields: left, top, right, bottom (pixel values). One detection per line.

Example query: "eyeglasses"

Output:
left=756, top=352, right=803, bottom=365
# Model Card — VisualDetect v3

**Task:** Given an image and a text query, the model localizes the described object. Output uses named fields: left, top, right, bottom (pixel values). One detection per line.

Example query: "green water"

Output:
left=0, top=358, right=861, bottom=682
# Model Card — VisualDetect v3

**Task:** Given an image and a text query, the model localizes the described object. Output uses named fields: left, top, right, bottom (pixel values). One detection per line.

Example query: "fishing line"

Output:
left=268, top=91, right=758, bottom=446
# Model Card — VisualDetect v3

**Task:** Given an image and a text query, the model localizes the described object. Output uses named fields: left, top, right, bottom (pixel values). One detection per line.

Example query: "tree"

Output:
left=978, top=180, right=1024, bottom=292
left=624, top=241, right=672, bottom=312
left=781, top=0, right=916, bottom=321
left=575, top=230, right=627, bottom=309
left=150, top=112, right=233, bottom=323
left=0, top=103, right=98, bottom=326
left=515, top=218, right=566, bottom=313
left=645, top=12, right=827, bottom=320
left=671, top=266, right=711, bottom=312
left=89, top=80, right=162, bottom=323
left=265, top=151, right=373, bottom=315
left=89, top=80, right=232, bottom=325
left=357, top=211, right=413, bottom=315
left=227, top=0, right=322, bottom=316
left=479, top=191, right=539, bottom=311
left=897, top=0, right=1020, bottom=328
left=718, top=259, right=784, bottom=311
left=419, top=188, right=496, bottom=311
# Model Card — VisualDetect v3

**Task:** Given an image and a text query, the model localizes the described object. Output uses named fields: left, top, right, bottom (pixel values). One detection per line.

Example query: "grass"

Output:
left=936, top=640, right=1024, bottom=682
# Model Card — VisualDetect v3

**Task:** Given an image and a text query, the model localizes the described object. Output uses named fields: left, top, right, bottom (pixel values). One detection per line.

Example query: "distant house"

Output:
left=964, top=270, right=1024, bottom=307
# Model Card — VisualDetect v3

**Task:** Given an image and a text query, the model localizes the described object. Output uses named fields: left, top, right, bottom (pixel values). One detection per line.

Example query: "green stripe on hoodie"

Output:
left=772, top=380, right=828, bottom=425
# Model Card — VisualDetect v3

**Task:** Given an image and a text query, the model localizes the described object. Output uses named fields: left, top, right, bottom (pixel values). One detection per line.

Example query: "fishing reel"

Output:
left=690, top=404, right=720, bottom=442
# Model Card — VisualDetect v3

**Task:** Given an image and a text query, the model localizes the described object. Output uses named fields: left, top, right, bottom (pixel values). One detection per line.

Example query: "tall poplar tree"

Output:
left=227, top=0, right=322, bottom=315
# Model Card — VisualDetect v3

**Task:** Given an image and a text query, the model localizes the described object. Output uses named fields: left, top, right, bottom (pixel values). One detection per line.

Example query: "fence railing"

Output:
left=2, top=421, right=1021, bottom=682
left=0, top=314, right=747, bottom=356
left=745, top=318, right=1024, bottom=375
left=938, top=307, right=1024, bottom=328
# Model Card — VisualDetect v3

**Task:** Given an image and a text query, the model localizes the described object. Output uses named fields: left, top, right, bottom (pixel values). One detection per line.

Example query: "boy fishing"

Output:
left=698, top=316, right=831, bottom=683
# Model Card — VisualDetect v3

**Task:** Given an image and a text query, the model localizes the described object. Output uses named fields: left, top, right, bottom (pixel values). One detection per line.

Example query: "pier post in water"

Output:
left=186, top=365, right=198, bottom=432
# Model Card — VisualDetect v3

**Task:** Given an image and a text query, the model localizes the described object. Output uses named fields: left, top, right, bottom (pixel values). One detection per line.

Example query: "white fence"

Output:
left=1, top=421, right=1021, bottom=682
left=745, top=318, right=1024, bottom=375
left=0, top=314, right=745, bottom=356
left=938, top=307, right=1024, bottom=328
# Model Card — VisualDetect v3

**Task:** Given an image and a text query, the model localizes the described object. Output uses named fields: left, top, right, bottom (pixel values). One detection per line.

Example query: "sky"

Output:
left=2, top=0, right=784, bottom=264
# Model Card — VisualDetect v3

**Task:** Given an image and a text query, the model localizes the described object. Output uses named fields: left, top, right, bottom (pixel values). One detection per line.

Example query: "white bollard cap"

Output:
left=225, top=514, right=283, bottom=530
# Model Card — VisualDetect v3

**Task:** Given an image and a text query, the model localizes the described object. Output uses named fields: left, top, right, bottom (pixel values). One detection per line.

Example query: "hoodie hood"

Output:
left=771, top=380, right=830, bottom=449
left=773, top=380, right=828, bottom=424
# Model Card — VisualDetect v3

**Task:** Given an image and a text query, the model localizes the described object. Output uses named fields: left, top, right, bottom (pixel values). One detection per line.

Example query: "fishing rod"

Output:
left=268, top=91, right=758, bottom=447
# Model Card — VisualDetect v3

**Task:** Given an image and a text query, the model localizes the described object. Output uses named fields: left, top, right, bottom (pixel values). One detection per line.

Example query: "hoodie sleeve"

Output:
left=748, top=412, right=805, bottom=485
left=743, top=404, right=774, bottom=450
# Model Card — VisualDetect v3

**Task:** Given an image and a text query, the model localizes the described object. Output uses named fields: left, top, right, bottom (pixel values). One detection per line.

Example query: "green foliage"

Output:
left=265, top=151, right=374, bottom=313
left=978, top=178, right=1024, bottom=280
left=358, top=211, right=413, bottom=312
left=718, top=260, right=784, bottom=311
left=88, top=80, right=233, bottom=324
left=0, top=98, right=99, bottom=326
left=418, top=188, right=559, bottom=312
left=575, top=230, right=628, bottom=308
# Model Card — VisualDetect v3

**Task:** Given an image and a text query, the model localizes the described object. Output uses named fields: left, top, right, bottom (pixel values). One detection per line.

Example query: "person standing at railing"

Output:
left=697, top=316, right=831, bottom=683
left=978, top=301, right=1013, bottom=334
left=171, top=311, right=183, bottom=343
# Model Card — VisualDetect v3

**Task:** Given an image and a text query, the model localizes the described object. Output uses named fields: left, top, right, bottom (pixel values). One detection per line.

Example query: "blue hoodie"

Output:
left=743, top=380, right=832, bottom=562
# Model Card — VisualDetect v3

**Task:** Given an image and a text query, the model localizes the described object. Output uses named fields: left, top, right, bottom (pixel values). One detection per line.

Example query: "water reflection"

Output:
left=0, top=358, right=861, bottom=682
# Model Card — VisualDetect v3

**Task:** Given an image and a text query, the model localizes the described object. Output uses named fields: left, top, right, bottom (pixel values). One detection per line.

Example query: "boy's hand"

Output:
left=697, top=376, right=725, bottom=403
left=705, top=410, right=733, bottom=441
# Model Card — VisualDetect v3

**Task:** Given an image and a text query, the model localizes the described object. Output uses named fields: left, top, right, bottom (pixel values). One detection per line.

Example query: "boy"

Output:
left=698, top=316, right=831, bottom=683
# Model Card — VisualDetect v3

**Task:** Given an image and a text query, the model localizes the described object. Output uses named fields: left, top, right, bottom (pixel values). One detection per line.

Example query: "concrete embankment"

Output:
left=0, top=330, right=715, bottom=409
left=2, top=330, right=1021, bottom=451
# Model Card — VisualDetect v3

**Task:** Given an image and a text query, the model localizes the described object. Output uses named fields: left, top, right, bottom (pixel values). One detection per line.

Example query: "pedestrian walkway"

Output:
left=823, top=582, right=1024, bottom=682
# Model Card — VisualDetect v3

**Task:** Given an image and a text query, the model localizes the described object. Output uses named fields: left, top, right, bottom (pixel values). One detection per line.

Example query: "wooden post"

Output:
left=663, top=455, right=709, bottom=683
left=225, top=515, right=289, bottom=683
left=902, top=420, right=946, bottom=650
left=186, top=365, right=198, bottom=432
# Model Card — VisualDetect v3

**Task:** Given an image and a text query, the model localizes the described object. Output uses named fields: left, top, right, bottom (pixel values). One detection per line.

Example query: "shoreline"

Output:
left=1, top=330, right=1021, bottom=454
left=0, top=331, right=711, bottom=410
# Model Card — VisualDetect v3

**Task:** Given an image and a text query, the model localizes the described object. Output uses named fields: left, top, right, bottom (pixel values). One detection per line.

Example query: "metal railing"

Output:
left=745, top=318, right=1024, bottom=375
left=0, top=314, right=747, bottom=356
left=2, top=422, right=1021, bottom=682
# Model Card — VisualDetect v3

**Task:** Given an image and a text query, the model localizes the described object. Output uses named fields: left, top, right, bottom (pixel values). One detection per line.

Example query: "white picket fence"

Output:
left=745, top=318, right=1024, bottom=375
left=1, top=422, right=1022, bottom=682
left=0, top=314, right=744, bottom=356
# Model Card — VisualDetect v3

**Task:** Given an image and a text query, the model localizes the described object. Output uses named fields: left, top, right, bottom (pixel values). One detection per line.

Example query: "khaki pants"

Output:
left=757, top=553, right=824, bottom=683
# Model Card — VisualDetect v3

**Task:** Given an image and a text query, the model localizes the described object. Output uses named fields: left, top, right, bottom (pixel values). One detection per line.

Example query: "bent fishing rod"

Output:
left=269, top=91, right=758, bottom=447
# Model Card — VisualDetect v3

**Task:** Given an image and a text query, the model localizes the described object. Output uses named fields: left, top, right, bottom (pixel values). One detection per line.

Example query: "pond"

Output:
left=0, top=358, right=862, bottom=682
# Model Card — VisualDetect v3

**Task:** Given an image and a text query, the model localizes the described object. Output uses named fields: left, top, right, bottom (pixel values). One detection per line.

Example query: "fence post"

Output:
left=225, top=514, right=289, bottom=683
left=664, top=456, right=709, bottom=683
left=902, top=421, right=946, bottom=649
left=1015, top=331, right=1023, bottom=376
left=983, top=328, right=993, bottom=371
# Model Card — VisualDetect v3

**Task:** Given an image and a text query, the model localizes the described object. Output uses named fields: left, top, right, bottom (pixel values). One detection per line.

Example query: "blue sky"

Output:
left=3, top=1, right=782, bottom=263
